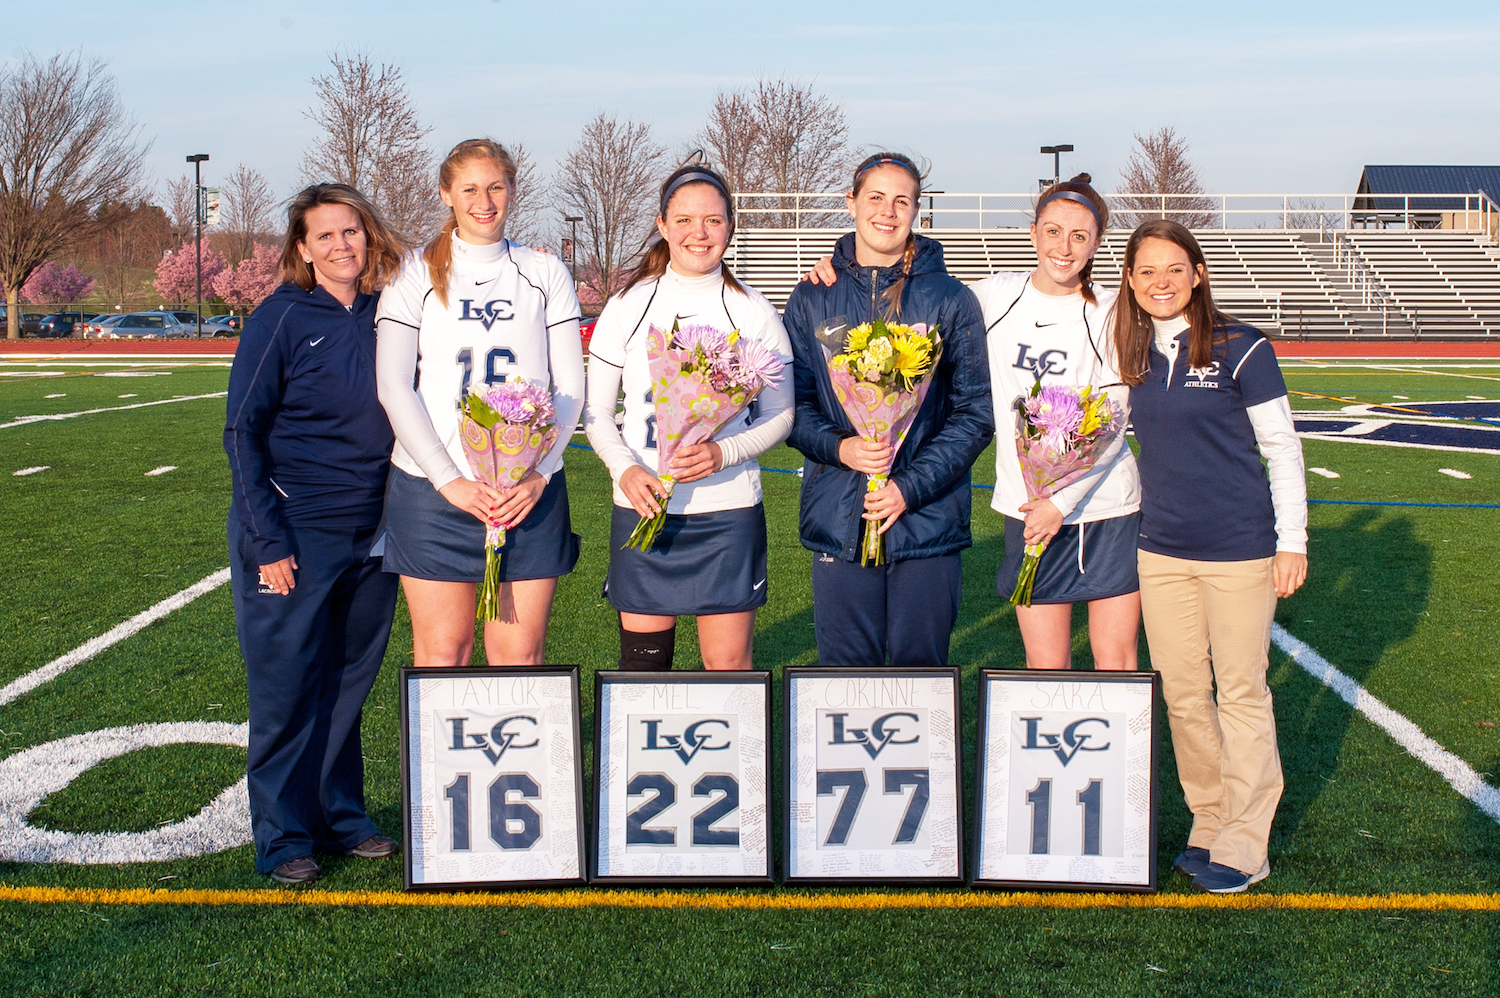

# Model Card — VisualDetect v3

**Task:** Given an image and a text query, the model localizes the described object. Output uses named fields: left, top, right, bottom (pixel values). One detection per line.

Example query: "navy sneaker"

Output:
left=1191, top=860, right=1271, bottom=894
left=1172, top=847, right=1211, bottom=878
left=349, top=834, right=400, bottom=858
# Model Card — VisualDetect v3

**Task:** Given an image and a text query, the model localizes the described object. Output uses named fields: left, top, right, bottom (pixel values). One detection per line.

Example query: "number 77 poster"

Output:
left=972, top=669, right=1159, bottom=891
left=784, top=667, right=963, bottom=885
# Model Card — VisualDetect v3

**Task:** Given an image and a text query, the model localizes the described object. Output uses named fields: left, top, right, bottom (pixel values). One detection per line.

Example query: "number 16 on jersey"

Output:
left=972, top=669, right=1159, bottom=892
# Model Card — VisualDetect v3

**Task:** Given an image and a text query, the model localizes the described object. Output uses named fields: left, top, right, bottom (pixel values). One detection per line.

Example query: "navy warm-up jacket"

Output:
left=225, top=282, right=394, bottom=566
left=785, top=233, right=994, bottom=562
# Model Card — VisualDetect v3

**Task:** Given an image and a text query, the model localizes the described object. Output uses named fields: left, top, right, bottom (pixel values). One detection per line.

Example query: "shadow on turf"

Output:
left=1268, top=508, right=1432, bottom=875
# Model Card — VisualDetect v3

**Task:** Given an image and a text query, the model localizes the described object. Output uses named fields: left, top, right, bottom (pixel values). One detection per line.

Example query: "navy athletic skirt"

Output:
left=379, top=467, right=580, bottom=583
left=997, top=511, right=1141, bottom=604
left=605, top=503, right=768, bottom=616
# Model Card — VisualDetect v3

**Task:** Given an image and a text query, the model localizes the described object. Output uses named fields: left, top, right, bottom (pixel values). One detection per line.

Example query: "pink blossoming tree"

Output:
left=212, top=243, right=280, bottom=306
left=154, top=244, right=227, bottom=302
left=21, top=262, right=96, bottom=304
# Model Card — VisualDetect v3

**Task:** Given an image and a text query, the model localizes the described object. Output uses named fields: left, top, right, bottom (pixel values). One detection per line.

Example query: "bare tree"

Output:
left=0, top=52, right=148, bottom=338
left=164, top=173, right=196, bottom=248
left=699, top=78, right=851, bottom=228
left=503, top=142, right=550, bottom=249
left=221, top=163, right=275, bottom=265
left=82, top=200, right=169, bottom=304
left=301, top=50, right=440, bottom=243
left=553, top=113, right=666, bottom=303
left=1114, top=126, right=1219, bottom=230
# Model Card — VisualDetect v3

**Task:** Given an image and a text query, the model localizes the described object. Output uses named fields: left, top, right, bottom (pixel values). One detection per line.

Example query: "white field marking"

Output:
left=1468, top=395, right=1486, bottom=400
left=0, top=721, right=250, bottom=863
left=1309, top=467, right=1341, bottom=479
left=0, top=391, right=227, bottom=430
left=44, top=393, right=65, bottom=398
left=1297, top=433, right=1500, bottom=456
left=98, top=372, right=170, bottom=378
left=0, top=361, right=229, bottom=369
left=1338, top=421, right=1389, bottom=436
left=12, top=466, right=49, bottom=477
left=116, top=393, right=137, bottom=399
left=0, top=568, right=230, bottom=707
left=143, top=465, right=177, bottom=477
left=0, top=372, right=67, bottom=378
left=1439, top=469, right=1473, bottom=479
left=1272, top=624, right=1500, bottom=823
left=1392, top=395, right=1410, bottom=400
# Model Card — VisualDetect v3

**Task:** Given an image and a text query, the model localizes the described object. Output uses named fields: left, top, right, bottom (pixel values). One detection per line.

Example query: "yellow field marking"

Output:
left=3, top=885, right=1500, bottom=913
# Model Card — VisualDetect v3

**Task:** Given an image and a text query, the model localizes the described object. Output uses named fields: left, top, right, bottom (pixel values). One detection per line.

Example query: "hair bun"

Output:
left=1069, top=172, right=1092, bottom=184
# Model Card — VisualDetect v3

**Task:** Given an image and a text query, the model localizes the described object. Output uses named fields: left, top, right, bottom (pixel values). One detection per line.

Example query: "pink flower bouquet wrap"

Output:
left=622, top=321, right=785, bottom=552
left=1009, top=381, right=1121, bottom=606
left=459, top=382, right=559, bottom=621
left=825, top=319, right=943, bottom=566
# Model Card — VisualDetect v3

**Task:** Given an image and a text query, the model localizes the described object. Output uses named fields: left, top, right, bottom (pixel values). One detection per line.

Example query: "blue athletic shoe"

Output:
left=1191, top=860, right=1271, bottom=894
left=1172, top=847, right=1211, bottom=878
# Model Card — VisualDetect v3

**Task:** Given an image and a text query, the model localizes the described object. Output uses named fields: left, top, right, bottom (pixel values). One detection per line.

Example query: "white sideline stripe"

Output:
left=0, top=569, right=230, bottom=707
left=1272, top=624, right=1500, bottom=823
left=0, top=392, right=227, bottom=430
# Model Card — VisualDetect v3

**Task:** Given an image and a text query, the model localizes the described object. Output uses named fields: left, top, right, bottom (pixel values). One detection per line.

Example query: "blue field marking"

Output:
left=569, top=444, right=1497, bottom=510
left=1295, top=418, right=1500, bottom=452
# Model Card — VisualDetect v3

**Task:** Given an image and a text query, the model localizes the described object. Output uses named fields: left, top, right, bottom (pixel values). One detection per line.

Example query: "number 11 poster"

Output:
left=784, top=667, right=963, bottom=885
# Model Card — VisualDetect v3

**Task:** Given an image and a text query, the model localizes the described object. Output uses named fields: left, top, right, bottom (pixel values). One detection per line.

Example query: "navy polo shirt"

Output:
left=1129, top=323, right=1287, bottom=562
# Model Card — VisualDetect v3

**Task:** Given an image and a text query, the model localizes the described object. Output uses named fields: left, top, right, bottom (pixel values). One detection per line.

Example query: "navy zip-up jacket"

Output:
left=785, top=233, right=993, bottom=562
left=225, top=282, right=394, bottom=565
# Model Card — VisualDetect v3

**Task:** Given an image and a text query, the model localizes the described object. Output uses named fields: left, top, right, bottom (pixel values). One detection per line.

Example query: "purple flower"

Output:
left=477, top=380, right=556, bottom=426
left=734, top=336, right=785, bottom=391
left=673, top=323, right=729, bottom=355
left=1025, top=384, right=1085, bottom=452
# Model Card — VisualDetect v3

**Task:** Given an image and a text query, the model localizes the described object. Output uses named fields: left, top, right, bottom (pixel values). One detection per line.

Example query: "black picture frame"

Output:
left=400, top=665, right=587, bottom=891
left=590, top=670, right=774, bottom=886
left=782, top=666, right=965, bottom=886
left=970, top=668, right=1160, bottom=893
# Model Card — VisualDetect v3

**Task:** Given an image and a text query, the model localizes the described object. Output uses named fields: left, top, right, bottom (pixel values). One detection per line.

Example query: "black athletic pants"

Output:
left=810, top=552, right=963, bottom=666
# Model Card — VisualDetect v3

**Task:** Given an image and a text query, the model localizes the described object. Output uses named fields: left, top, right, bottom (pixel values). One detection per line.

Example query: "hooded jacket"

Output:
left=225, top=282, right=394, bottom=565
left=785, top=233, right=994, bottom=562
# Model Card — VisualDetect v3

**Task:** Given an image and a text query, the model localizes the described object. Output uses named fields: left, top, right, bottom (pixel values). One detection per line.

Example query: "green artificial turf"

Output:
left=1, top=358, right=1499, bottom=996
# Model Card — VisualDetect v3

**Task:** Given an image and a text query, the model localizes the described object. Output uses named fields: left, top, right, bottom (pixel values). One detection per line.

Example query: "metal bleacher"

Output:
left=724, top=191, right=1500, bottom=339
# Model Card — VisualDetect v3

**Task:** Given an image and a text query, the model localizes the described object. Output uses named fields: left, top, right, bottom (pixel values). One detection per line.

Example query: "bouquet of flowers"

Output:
left=825, top=319, right=943, bottom=566
left=459, top=381, right=559, bottom=621
left=1009, top=381, right=1121, bottom=607
left=622, top=321, right=785, bottom=552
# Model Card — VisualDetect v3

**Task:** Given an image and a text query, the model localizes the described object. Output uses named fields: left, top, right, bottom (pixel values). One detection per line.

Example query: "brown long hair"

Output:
left=279, top=183, right=405, bottom=294
left=621, top=163, right=746, bottom=297
left=425, top=139, right=519, bottom=307
left=1113, top=220, right=1231, bottom=386
left=849, top=152, right=925, bottom=319
left=1033, top=172, right=1109, bottom=304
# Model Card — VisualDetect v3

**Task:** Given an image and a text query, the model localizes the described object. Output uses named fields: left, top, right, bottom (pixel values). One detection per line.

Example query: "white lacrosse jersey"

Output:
left=377, top=236, right=583, bottom=482
left=587, top=266, right=792, bottom=514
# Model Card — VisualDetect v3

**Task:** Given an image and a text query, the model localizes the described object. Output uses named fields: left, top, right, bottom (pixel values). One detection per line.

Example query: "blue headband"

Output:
left=660, top=170, right=732, bottom=216
left=855, top=157, right=921, bottom=181
left=1036, top=189, right=1102, bottom=228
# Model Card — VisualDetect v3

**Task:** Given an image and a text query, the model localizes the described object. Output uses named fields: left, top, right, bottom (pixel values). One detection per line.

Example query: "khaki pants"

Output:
left=1138, top=549, right=1283, bottom=875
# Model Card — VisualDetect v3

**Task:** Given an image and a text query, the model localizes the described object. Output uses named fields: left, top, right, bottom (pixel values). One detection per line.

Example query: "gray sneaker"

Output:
left=1172, top=847, right=1211, bottom=878
left=349, top=834, right=400, bottom=858
left=270, top=856, right=321, bottom=884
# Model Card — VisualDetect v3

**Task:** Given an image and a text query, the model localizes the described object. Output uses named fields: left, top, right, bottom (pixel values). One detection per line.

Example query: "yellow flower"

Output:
left=890, top=337, right=932, bottom=384
left=846, top=324, right=872, bottom=352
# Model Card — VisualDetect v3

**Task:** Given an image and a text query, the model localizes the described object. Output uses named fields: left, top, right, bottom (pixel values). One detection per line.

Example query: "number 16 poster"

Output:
left=784, top=667, right=963, bottom=885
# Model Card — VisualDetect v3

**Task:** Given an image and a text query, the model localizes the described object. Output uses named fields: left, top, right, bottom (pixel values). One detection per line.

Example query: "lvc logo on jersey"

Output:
left=640, top=718, right=731, bottom=764
left=1185, top=361, right=1220, bottom=388
left=1020, top=716, right=1111, bottom=766
left=458, top=299, right=515, bottom=330
left=1013, top=344, right=1068, bottom=378
left=827, top=712, right=920, bottom=759
left=447, top=715, right=539, bottom=765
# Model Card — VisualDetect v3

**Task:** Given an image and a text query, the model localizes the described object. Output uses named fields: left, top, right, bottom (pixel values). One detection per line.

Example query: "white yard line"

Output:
left=1297, top=433, right=1500, bottom=456
left=0, top=569, right=230, bottom=707
left=1272, top=624, right=1500, bottom=823
left=0, top=392, right=226, bottom=430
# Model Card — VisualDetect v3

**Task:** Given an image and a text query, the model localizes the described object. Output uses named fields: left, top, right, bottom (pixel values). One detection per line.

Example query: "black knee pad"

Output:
left=619, top=625, right=676, bottom=671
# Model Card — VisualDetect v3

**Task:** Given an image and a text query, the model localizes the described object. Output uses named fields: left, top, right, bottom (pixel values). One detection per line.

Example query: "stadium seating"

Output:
left=725, top=228, right=1500, bottom=338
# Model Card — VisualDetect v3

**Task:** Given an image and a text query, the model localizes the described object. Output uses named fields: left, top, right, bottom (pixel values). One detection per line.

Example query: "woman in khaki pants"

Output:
left=1113, top=220, right=1308, bottom=894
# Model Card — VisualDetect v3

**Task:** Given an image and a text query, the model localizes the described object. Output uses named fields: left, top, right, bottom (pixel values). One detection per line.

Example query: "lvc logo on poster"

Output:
left=826, top=711, right=920, bottom=758
left=1019, top=716, right=1111, bottom=766
left=639, top=718, right=732, bottom=763
left=445, top=714, right=539, bottom=765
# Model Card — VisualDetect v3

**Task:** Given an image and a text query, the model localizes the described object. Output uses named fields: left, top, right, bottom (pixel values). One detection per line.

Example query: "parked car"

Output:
left=580, top=316, right=597, bottom=356
left=81, top=314, right=127, bottom=339
left=165, top=310, right=237, bottom=337
left=0, top=309, right=47, bottom=336
left=37, top=312, right=99, bottom=338
left=102, top=312, right=173, bottom=339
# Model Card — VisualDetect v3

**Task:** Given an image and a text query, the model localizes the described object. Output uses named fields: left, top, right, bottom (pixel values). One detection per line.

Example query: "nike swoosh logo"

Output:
left=309, top=336, right=325, bottom=346
left=1034, top=322, right=1056, bottom=328
left=752, top=579, right=766, bottom=590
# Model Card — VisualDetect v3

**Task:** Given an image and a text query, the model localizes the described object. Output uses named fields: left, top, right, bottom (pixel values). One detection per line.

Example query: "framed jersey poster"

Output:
left=400, top=666, right=586, bottom=891
left=591, top=671, right=773, bottom=885
left=783, top=667, right=963, bottom=885
left=972, top=669, right=1159, bottom=892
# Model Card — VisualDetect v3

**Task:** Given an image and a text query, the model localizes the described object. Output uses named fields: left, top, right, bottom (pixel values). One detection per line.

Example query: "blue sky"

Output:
left=9, top=0, right=1499, bottom=205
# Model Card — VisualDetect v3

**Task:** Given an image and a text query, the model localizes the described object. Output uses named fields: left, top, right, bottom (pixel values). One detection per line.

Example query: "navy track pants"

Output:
left=229, top=520, right=398, bottom=873
left=810, top=551, right=963, bottom=666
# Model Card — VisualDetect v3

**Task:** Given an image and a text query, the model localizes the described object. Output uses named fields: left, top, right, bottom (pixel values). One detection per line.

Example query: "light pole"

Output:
left=1039, top=144, right=1073, bottom=188
left=564, top=215, right=582, bottom=280
left=186, top=154, right=209, bottom=337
